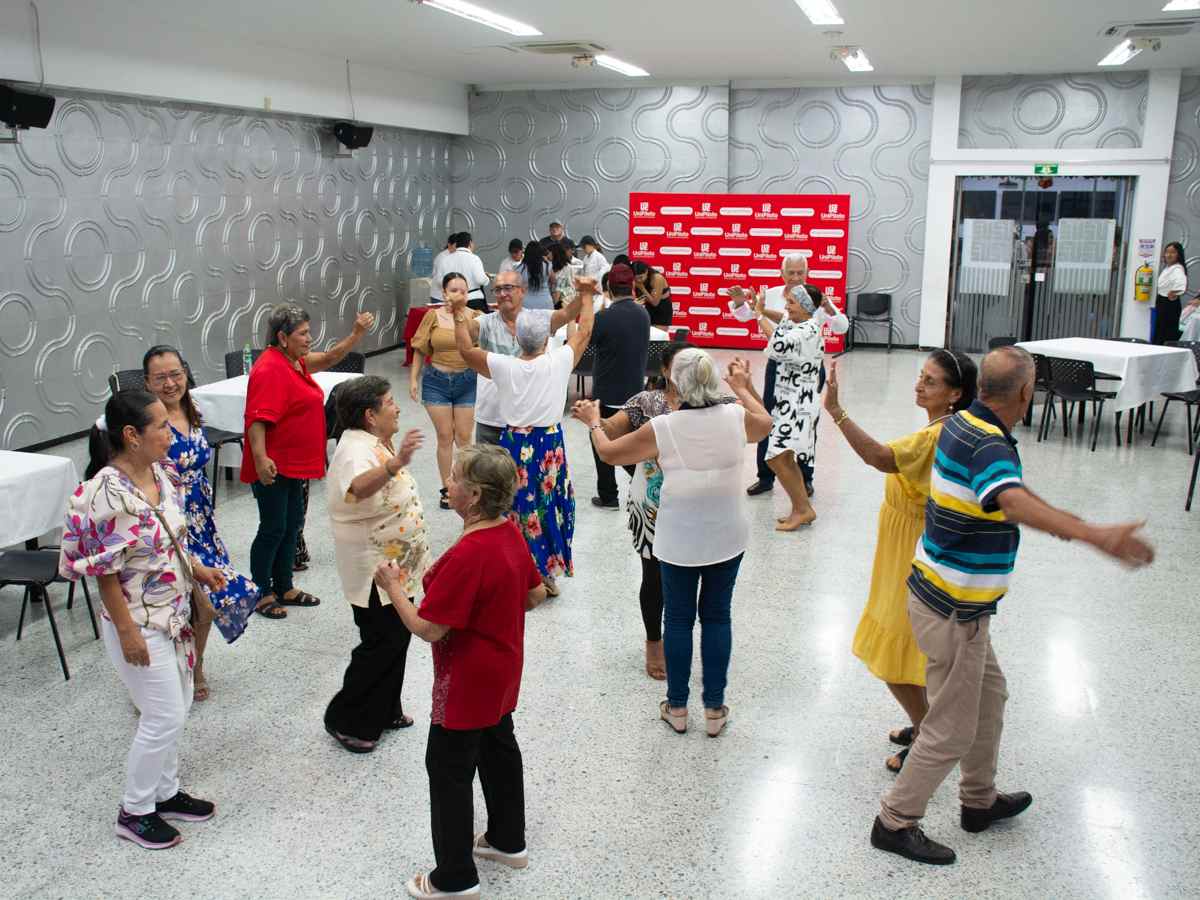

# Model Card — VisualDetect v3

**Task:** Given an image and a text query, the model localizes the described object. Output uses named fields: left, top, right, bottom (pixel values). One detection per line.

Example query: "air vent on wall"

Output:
left=1101, top=18, right=1199, bottom=38
left=509, top=41, right=607, bottom=56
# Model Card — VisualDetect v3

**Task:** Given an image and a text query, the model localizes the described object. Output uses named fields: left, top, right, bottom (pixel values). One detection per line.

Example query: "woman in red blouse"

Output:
left=375, top=444, right=545, bottom=900
left=241, top=304, right=374, bottom=619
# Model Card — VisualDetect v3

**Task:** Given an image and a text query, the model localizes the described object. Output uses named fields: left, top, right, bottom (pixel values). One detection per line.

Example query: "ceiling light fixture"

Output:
left=1097, top=39, right=1144, bottom=66
left=411, top=0, right=541, bottom=37
left=830, top=46, right=873, bottom=72
left=1162, top=1, right=1200, bottom=11
left=795, top=0, right=844, bottom=25
left=594, top=54, right=649, bottom=77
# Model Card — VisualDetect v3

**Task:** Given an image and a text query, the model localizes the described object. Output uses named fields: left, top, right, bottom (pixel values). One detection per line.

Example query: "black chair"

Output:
left=1039, top=357, right=1118, bottom=451
left=325, top=351, right=366, bottom=374
left=224, top=348, right=265, bottom=378
left=1029, top=353, right=1056, bottom=435
left=645, top=341, right=670, bottom=379
left=0, top=549, right=97, bottom=681
left=988, top=336, right=1017, bottom=350
left=1187, top=445, right=1200, bottom=512
left=670, top=327, right=690, bottom=343
left=1151, top=341, right=1200, bottom=455
left=850, top=293, right=893, bottom=352
left=573, top=345, right=596, bottom=398
left=108, top=365, right=242, bottom=507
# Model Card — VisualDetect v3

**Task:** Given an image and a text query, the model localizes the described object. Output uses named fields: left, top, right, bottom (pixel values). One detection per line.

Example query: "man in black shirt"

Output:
left=540, top=221, right=572, bottom=252
left=589, top=263, right=650, bottom=508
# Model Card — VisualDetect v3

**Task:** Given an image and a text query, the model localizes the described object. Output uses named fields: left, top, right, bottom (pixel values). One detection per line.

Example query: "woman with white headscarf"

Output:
left=453, top=277, right=597, bottom=596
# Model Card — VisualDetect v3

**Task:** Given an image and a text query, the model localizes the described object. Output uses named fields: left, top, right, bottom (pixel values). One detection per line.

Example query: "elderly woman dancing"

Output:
left=454, top=277, right=597, bottom=596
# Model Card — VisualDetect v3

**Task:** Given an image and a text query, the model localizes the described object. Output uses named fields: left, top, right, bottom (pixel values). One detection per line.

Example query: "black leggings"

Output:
left=640, top=555, right=663, bottom=642
left=1154, top=295, right=1181, bottom=345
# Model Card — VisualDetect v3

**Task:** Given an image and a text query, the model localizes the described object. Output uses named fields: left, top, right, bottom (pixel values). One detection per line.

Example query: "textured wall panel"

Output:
left=1165, top=76, right=1200, bottom=274
left=959, top=73, right=1147, bottom=150
left=453, top=87, right=729, bottom=259
left=0, top=92, right=453, bottom=448
left=728, top=85, right=933, bottom=345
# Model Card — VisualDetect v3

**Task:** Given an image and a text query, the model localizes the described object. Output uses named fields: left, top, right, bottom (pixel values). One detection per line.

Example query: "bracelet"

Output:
left=589, top=424, right=603, bottom=434
left=834, top=411, right=849, bottom=426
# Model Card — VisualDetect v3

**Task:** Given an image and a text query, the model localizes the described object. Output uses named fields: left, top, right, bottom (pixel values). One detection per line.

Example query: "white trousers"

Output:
left=102, top=619, right=192, bottom=815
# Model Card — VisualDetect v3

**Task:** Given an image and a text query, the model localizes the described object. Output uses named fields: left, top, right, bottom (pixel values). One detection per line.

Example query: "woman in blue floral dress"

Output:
left=144, top=346, right=259, bottom=700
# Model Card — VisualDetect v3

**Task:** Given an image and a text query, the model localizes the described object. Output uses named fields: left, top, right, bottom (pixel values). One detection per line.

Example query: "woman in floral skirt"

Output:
left=453, top=274, right=597, bottom=595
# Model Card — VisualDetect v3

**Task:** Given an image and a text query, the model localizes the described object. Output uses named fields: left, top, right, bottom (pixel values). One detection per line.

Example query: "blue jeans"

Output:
left=421, top=366, right=477, bottom=407
left=660, top=553, right=744, bottom=709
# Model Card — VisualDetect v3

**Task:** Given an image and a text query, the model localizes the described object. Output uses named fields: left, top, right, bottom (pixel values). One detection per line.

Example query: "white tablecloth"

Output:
left=1016, top=337, right=1199, bottom=411
left=550, top=324, right=670, bottom=348
left=192, top=371, right=363, bottom=433
left=0, top=451, right=79, bottom=547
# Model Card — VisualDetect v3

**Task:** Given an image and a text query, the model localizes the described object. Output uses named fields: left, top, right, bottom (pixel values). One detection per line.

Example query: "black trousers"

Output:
left=1154, top=295, right=1181, bottom=345
left=324, top=585, right=412, bottom=742
left=249, top=475, right=305, bottom=597
left=755, top=359, right=823, bottom=487
left=640, top=554, right=663, bottom=642
left=427, top=713, right=525, bottom=892
left=592, top=404, right=635, bottom=502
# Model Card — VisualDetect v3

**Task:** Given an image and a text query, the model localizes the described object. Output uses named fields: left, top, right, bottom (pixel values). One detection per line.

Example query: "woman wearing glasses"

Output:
left=143, top=346, right=258, bottom=701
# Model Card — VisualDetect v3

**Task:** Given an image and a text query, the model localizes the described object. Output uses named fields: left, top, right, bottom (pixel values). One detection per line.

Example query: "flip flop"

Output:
left=387, top=713, right=415, bottom=730
left=325, top=723, right=376, bottom=754
left=889, top=726, right=916, bottom=746
left=279, top=590, right=321, bottom=607
left=256, top=600, right=287, bottom=620
left=886, top=746, right=910, bottom=774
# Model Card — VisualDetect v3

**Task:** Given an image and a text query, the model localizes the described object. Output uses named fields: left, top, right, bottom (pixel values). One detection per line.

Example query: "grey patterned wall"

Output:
left=452, top=86, right=730, bottom=258
left=958, top=73, right=1147, bottom=149
left=1165, top=76, right=1200, bottom=275
left=729, top=85, right=932, bottom=345
left=0, top=92, right=454, bottom=449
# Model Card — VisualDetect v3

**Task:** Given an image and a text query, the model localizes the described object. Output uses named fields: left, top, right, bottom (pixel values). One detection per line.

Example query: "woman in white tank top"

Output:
left=573, top=349, right=772, bottom=738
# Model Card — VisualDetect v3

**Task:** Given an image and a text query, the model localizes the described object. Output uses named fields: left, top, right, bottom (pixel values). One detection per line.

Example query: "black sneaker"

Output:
left=116, top=808, right=182, bottom=850
left=961, top=791, right=1032, bottom=833
left=870, top=816, right=955, bottom=865
left=591, top=496, right=619, bottom=509
left=746, top=479, right=774, bottom=496
left=156, top=791, right=216, bottom=822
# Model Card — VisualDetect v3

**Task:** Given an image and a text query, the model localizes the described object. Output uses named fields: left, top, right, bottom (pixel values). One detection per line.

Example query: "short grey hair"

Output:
left=515, top=309, right=551, bottom=355
left=979, top=346, right=1035, bottom=401
left=781, top=253, right=808, bottom=274
left=266, top=303, right=310, bottom=347
left=669, top=348, right=724, bottom=408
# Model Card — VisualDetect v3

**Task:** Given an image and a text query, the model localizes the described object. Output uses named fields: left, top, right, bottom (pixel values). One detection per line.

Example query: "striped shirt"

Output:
left=907, top=400, right=1023, bottom=621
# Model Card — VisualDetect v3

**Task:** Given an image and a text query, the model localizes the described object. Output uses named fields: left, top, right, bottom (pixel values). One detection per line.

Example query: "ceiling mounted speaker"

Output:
left=333, top=121, right=373, bottom=150
left=0, top=85, right=56, bottom=130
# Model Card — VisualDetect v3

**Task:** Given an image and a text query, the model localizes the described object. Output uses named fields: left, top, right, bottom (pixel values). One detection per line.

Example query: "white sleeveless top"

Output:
left=650, top=404, right=749, bottom=567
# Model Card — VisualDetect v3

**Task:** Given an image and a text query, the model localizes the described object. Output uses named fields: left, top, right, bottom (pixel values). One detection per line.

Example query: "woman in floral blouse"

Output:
left=60, top=390, right=227, bottom=850
left=324, top=376, right=432, bottom=753
left=143, top=346, right=259, bottom=701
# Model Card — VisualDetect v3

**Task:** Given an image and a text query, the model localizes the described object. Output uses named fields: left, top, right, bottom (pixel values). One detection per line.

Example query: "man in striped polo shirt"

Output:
left=871, top=346, right=1154, bottom=866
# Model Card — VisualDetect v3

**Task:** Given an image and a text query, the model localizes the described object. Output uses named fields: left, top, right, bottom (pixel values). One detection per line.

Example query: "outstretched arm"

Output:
left=996, top=487, right=1154, bottom=566
left=824, top=361, right=897, bottom=473
left=307, top=312, right=374, bottom=373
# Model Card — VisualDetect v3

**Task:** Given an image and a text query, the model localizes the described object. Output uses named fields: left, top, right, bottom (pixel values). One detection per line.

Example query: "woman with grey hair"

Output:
left=239, top=303, right=374, bottom=620
left=453, top=278, right=597, bottom=596
left=574, top=351, right=772, bottom=737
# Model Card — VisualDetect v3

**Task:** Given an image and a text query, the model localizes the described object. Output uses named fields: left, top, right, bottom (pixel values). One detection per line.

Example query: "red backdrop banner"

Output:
left=627, top=192, right=851, bottom=352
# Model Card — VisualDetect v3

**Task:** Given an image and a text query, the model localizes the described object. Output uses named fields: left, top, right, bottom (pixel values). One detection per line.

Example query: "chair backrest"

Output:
left=670, top=327, right=690, bottom=343
left=988, top=336, right=1017, bottom=350
left=573, top=344, right=596, bottom=375
left=325, top=351, right=366, bottom=374
left=1047, top=356, right=1096, bottom=392
left=645, top=341, right=669, bottom=377
left=856, top=293, right=892, bottom=317
left=1032, top=353, right=1052, bottom=388
left=224, top=348, right=265, bottom=378
left=108, top=368, right=145, bottom=397
left=1167, top=340, right=1200, bottom=384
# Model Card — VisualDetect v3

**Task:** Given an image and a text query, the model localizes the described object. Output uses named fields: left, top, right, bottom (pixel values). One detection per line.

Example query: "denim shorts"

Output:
left=421, top=366, right=477, bottom=407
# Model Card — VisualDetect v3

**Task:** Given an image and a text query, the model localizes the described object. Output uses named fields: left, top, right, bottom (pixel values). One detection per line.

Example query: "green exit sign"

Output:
left=1033, top=163, right=1059, bottom=176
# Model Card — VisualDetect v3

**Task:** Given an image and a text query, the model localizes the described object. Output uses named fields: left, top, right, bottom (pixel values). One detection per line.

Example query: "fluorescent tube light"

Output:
left=1098, top=39, right=1142, bottom=66
left=595, top=54, right=650, bottom=77
left=1163, top=1, right=1200, bottom=11
left=841, top=48, right=873, bottom=72
left=795, top=0, right=844, bottom=25
left=414, top=0, right=541, bottom=37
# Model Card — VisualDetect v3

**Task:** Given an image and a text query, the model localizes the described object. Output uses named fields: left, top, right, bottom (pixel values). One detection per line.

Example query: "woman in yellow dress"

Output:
left=824, top=350, right=977, bottom=773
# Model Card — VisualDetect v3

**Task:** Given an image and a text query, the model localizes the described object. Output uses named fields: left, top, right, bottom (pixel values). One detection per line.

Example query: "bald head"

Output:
left=979, top=346, right=1035, bottom=403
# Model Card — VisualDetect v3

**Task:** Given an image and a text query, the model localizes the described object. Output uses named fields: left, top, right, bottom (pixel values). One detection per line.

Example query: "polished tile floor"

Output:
left=2, top=348, right=1197, bottom=899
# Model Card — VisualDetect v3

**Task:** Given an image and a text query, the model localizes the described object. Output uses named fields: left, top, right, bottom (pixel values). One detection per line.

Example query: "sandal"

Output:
left=405, top=872, right=479, bottom=898
left=279, top=590, right=321, bottom=607
left=325, top=723, right=376, bottom=754
left=705, top=705, right=729, bottom=738
left=387, top=713, right=415, bottom=730
left=256, top=599, right=288, bottom=620
left=889, top=725, right=916, bottom=746
left=886, top=746, right=910, bottom=774
left=193, top=673, right=210, bottom=702
left=659, top=700, right=687, bottom=734
left=542, top=576, right=560, bottom=598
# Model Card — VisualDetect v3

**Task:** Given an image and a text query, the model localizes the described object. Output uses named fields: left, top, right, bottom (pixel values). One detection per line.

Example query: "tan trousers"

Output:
left=879, top=593, right=1008, bottom=831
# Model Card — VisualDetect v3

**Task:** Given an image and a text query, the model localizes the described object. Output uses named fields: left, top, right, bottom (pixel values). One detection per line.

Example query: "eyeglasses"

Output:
left=494, top=284, right=522, bottom=294
left=149, top=370, right=186, bottom=386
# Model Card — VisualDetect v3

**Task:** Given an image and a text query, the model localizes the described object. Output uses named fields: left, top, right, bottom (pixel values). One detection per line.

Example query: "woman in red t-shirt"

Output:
left=375, top=445, right=545, bottom=900
left=241, top=303, right=373, bottom=620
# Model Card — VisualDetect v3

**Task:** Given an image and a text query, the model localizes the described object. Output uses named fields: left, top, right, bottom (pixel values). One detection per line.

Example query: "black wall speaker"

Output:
left=0, top=85, right=56, bottom=130
left=333, top=121, right=373, bottom=150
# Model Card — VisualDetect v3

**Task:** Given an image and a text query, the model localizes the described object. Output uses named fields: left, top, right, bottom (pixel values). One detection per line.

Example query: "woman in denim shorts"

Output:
left=410, top=273, right=479, bottom=509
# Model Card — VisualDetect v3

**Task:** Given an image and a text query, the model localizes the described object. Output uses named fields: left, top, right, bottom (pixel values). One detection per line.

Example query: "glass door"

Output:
left=947, top=175, right=1134, bottom=352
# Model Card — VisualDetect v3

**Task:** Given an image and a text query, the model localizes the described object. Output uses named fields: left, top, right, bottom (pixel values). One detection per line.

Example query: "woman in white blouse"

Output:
left=575, top=351, right=772, bottom=738
left=1154, top=242, right=1190, bottom=345
left=324, top=376, right=432, bottom=754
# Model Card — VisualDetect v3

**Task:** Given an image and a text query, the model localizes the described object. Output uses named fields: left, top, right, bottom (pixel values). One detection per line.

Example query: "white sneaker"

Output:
left=405, top=872, right=480, bottom=898
left=472, top=833, right=529, bottom=869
